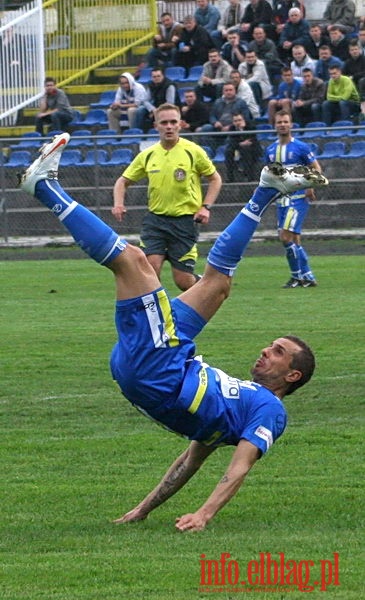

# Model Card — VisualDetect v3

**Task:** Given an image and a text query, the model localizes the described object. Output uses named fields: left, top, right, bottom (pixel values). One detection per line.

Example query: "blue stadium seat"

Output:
left=318, top=141, right=346, bottom=159
left=79, top=150, right=109, bottom=166
left=213, top=145, right=227, bottom=162
left=59, top=150, right=83, bottom=167
left=136, top=67, right=153, bottom=83
left=201, top=145, right=214, bottom=158
left=345, top=141, right=365, bottom=158
left=68, top=130, right=93, bottom=148
left=81, top=109, right=108, bottom=127
left=165, top=66, right=186, bottom=81
left=326, top=120, right=354, bottom=138
left=308, top=142, right=319, bottom=156
left=90, top=91, right=115, bottom=108
left=117, top=128, right=143, bottom=145
left=301, top=122, right=326, bottom=139
left=256, top=123, right=275, bottom=140
left=183, top=65, right=203, bottom=82
left=99, top=148, right=134, bottom=166
left=94, top=129, right=118, bottom=146
left=10, top=132, right=42, bottom=151
left=4, top=150, right=32, bottom=168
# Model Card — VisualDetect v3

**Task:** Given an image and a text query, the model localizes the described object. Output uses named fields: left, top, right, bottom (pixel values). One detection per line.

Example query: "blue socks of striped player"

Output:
left=284, top=242, right=301, bottom=280
left=207, top=186, right=279, bottom=276
left=34, top=180, right=127, bottom=265
left=297, top=245, right=315, bottom=281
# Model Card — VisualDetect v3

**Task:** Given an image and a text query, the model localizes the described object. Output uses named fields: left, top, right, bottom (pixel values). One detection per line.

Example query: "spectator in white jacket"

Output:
left=230, top=69, right=260, bottom=119
left=290, top=44, right=317, bottom=81
left=238, top=50, right=273, bottom=113
left=107, top=72, right=147, bottom=133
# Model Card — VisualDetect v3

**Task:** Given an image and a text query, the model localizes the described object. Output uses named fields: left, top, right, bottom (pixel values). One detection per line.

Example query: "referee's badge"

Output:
left=174, top=168, right=186, bottom=181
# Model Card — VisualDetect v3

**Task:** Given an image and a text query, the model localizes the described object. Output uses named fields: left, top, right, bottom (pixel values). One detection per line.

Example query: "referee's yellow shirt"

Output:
left=122, top=138, right=216, bottom=216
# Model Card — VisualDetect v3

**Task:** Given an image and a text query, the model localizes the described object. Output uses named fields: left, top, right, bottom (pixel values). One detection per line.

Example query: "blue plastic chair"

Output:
left=59, top=150, right=83, bottom=167
left=256, top=124, right=275, bottom=141
left=136, top=67, right=153, bottom=83
left=79, top=150, right=109, bottom=166
left=117, top=128, right=143, bottom=146
left=301, top=122, right=326, bottom=139
left=90, top=91, right=115, bottom=108
left=318, top=142, right=346, bottom=159
left=10, top=132, right=42, bottom=151
left=165, top=66, right=186, bottom=81
left=345, top=141, right=365, bottom=158
left=68, top=130, right=93, bottom=148
left=94, top=129, right=118, bottom=146
left=326, top=120, right=354, bottom=138
left=99, top=149, right=134, bottom=166
left=183, top=65, right=203, bottom=82
left=4, top=150, right=32, bottom=168
left=81, top=109, right=108, bottom=127
left=201, top=145, right=214, bottom=159
left=308, top=142, right=319, bottom=156
left=213, top=145, right=227, bottom=163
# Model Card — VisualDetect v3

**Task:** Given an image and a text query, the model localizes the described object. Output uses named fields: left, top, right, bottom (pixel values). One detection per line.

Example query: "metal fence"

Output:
left=1, top=130, right=365, bottom=244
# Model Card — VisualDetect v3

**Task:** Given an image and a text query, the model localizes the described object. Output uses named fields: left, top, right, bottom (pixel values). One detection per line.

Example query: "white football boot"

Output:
left=19, top=133, right=70, bottom=195
left=259, top=162, right=329, bottom=195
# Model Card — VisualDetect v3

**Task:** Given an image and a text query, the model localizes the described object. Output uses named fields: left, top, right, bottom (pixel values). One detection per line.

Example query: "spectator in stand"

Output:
left=220, top=31, right=248, bottom=69
left=343, top=41, right=365, bottom=100
left=321, top=64, right=360, bottom=125
left=328, top=26, right=350, bottom=62
left=248, top=26, right=284, bottom=88
left=224, top=113, right=262, bottom=181
left=174, top=15, right=212, bottom=76
left=194, top=0, right=221, bottom=35
left=239, top=0, right=274, bottom=43
left=238, top=50, right=273, bottom=113
left=211, top=0, right=245, bottom=49
left=322, top=0, right=356, bottom=34
left=180, top=89, right=211, bottom=133
left=134, top=68, right=180, bottom=132
left=292, top=68, right=326, bottom=125
left=358, top=28, right=365, bottom=56
left=305, top=24, right=330, bottom=61
left=278, top=7, right=311, bottom=63
left=230, top=69, right=261, bottom=119
left=200, top=82, right=251, bottom=146
left=107, top=73, right=147, bottom=134
left=314, top=45, right=343, bottom=82
left=196, top=48, right=232, bottom=102
left=145, top=12, right=182, bottom=68
left=290, top=44, right=317, bottom=80
left=268, top=66, right=302, bottom=125
left=35, top=77, right=74, bottom=136
left=272, top=0, right=306, bottom=40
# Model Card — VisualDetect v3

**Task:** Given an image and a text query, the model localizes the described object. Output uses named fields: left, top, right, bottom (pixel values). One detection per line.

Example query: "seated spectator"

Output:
left=230, top=69, right=261, bottom=119
left=239, top=0, right=274, bottom=43
left=328, top=26, right=350, bottom=62
left=321, top=64, right=360, bottom=125
left=306, top=24, right=330, bottom=61
left=224, top=113, right=262, bottom=181
left=268, top=66, right=302, bottom=125
left=248, top=26, right=284, bottom=87
left=134, top=68, right=180, bottom=132
left=145, top=12, right=182, bottom=68
left=272, top=0, right=306, bottom=40
left=278, top=7, right=311, bottom=63
left=315, top=45, right=344, bottom=82
left=290, top=44, right=317, bottom=80
left=358, top=27, right=365, bottom=56
left=322, top=0, right=356, bottom=34
left=194, top=0, right=221, bottom=35
left=180, top=89, right=211, bottom=132
left=107, top=73, right=147, bottom=134
left=35, top=77, right=74, bottom=136
left=343, top=41, right=365, bottom=99
left=211, top=0, right=244, bottom=49
left=196, top=48, right=233, bottom=102
left=174, top=15, right=213, bottom=76
left=238, top=50, right=273, bottom=113
left=200, top=82, right=251, bottom=145
left=220, top=31, right=248, bottom=69
left=292, top=68, right=326, bottom=125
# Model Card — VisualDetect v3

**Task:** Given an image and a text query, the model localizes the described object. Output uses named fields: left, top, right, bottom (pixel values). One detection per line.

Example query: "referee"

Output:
left=112, top=103, right=222, bottom=290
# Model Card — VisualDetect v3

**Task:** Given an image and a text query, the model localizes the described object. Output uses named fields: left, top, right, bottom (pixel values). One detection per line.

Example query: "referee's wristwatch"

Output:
left=202, top=203, right=212, bottom=211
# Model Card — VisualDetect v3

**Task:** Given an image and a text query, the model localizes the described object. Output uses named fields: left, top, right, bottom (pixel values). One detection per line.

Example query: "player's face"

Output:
left=251, top=337, right=302, bottom=388
left=275, top=114, right=292, bottom=135
left=155, top=109, right=181, bottom=143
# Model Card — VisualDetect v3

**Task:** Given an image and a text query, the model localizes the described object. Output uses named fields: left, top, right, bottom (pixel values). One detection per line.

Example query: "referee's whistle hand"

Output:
left=112, top=205, right=127, bottom=222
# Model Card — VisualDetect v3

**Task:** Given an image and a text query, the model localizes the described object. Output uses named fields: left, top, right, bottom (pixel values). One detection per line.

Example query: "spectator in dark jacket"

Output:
left=174, top=15, right=213, bottom=75
left=343, top=42, right=365, bottom=96
left=292, top=68, right=326, bottom=125
left=323, top=0, right=356, bottom=34
left=248, top=26, right=283, bottom=87
left=225, top=113, right=262, bottom=181
left=134, top=68, right=180, bottom=131
left=180, top=89, right=211, bottom=132
left=239, top=0, right=274, bottom=42
left=200, top=82, right=251, bottom=146
left=278, top=7, right=311, bottom=63
left=146, top=12, right=182, bottom=68
left=221, top=31, right=248, bottom=69
left=273, top=0, right=306, bottom=40
left=306, top=24, right=330, bottom=61
left=328, top=26, right=350, bottom=62
left=314, top=45, right=343, bottom=82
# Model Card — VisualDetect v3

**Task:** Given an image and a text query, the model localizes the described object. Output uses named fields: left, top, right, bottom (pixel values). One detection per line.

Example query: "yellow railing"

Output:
left=42, top=0, right=157, bottom=86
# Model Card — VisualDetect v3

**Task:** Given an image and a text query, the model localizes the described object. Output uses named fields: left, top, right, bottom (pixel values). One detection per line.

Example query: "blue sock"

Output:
left=297, top=245, right=315, bottom=280
left=284, top=242, right=301, bottom=279
left=207, top=186, right=280, bottom=276
left=35, top=180, right=127, bottom=265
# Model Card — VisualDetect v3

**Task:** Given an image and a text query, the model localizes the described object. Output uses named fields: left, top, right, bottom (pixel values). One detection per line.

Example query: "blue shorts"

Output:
left=276, top=197, right=310, bottom=234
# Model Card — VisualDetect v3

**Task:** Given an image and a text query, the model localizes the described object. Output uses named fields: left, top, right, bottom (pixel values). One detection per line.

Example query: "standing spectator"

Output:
left=239, top=0, right=274, bottom=43
left=306, top=24, right=330, bottom=61
left=322, top=0, right=356, bottom=34
left=220, top=31, right=248, bottom=69
left=321, top=64, right=360, bottom=125
left=211, top=0, right=245, bottom=49
left=35, top=77, right=74, bottom=135
left=268, top=66, right=302, bottom=125
left=145, top=12, right=182, bottom=68
left=292, top=68, right=326, bottom=125
left=113, top=103, right=222, bottom=291
left=174, top=15, right=212, bottom=76
left=238, top=50, right=273, bottom=113
left=272, top=0, right=306, bottom=40
left=278, top=7, right=311, bottom=63
left=314, top=45, right=343, bottom=82
left=200, top=82, right=251, bottom=145
left=194, top=0, right=221, bottom=35
left=328, top=26, right=350, bottom=62
left=180, top=89, right=211, bottom=132
left=343, top=42, right=365, bottom=99
left=107, top=73, right=147, bottom=134
left=230, top=69, right=261, bottom=119
left=134, top=69, right=180, bottom=132
left=248, top=26, right=284, bottom=87
left=290, top=44, right=317, bottom=80
left=196, top=48, right=233, bottom=102
left=225, top=113, right=262, bottom=181
left=265, top=110, right=323, bottom=287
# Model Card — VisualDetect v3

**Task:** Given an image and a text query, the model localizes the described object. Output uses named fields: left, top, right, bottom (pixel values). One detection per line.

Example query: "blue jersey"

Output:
left=110, top=288, right=287, bottom=455
left=265, top=137, right=315, bottom=203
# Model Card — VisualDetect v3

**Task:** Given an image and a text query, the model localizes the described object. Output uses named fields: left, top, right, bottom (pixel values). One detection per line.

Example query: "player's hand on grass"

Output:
left=113, top=506, right=148, bottom=524
left=175, top=512, right=208, bottom=532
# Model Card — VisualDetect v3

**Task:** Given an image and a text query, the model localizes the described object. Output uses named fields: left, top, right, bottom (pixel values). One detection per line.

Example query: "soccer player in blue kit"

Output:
left=265, top=110, right=323, bottom=288
left=19, top=133, right=328, bottom=532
